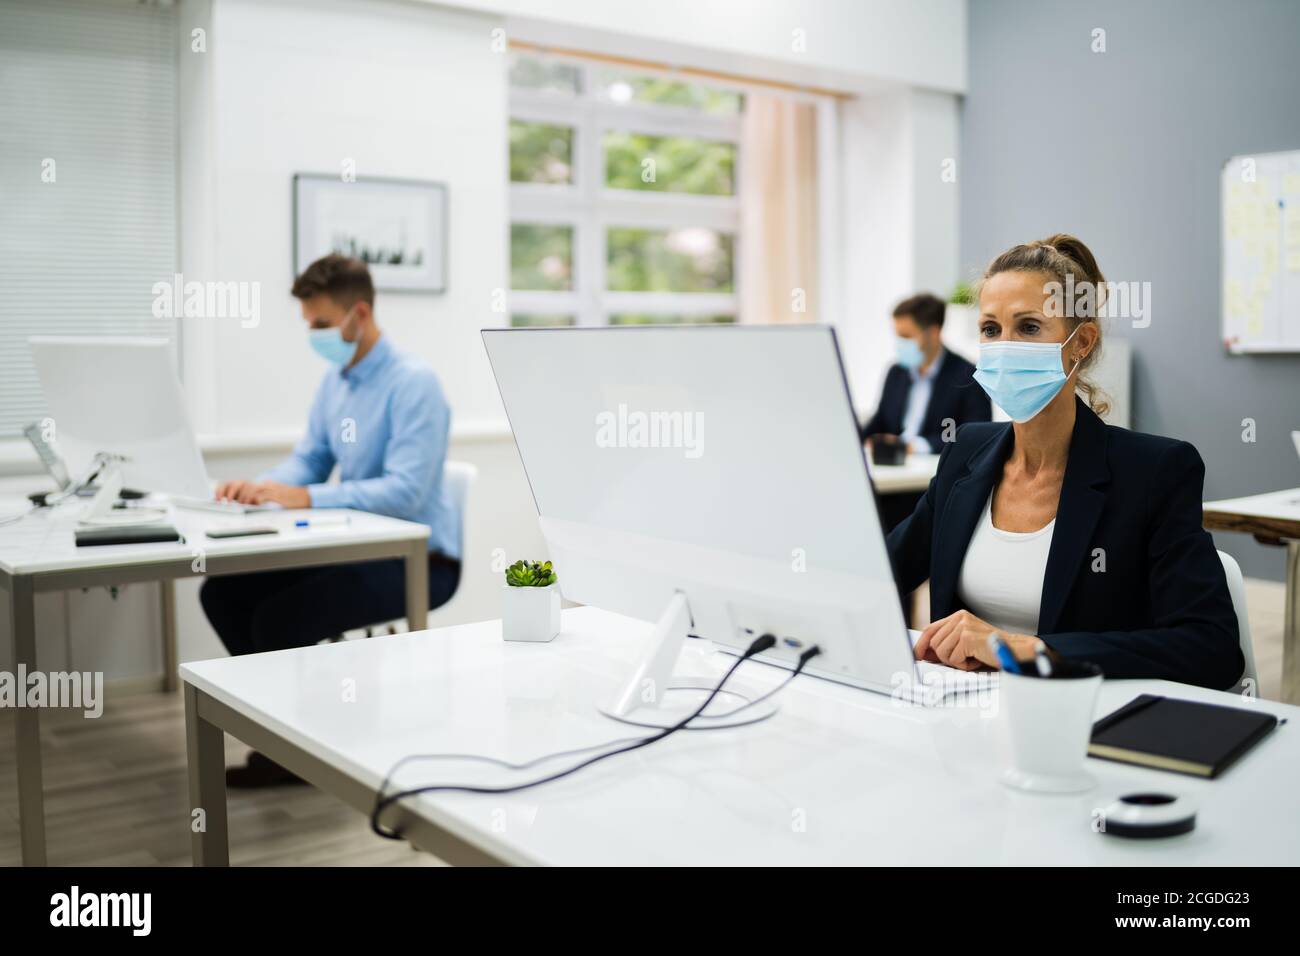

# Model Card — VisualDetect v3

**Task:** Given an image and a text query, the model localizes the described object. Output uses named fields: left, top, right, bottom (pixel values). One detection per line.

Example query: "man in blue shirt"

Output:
left=200, top=255, right=460, bottom=786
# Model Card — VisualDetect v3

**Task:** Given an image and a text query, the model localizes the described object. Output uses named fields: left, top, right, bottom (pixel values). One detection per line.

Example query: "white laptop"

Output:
left=29, top=336, right=272, bottom=515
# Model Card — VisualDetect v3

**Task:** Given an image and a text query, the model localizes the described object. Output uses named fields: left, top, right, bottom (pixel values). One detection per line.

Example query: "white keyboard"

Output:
left=171, top=497, right=275, bottom=516
left=902, top=661, right=1000, bottom=706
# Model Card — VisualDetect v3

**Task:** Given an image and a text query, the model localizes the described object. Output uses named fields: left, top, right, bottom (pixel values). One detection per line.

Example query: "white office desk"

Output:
left=0, top=496, right=432, bottom=866
left=869, top=453, right=939, bottom=494
left=181, top=605, right=1300, bottom=866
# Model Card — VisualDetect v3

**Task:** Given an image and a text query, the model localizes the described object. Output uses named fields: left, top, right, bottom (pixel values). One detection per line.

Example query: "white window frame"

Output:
left=508, top=56, right=742, bottom=326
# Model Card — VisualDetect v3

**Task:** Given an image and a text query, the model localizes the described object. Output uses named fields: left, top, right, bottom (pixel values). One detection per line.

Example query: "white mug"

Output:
left=1000, top=661, right=1103, bottom=793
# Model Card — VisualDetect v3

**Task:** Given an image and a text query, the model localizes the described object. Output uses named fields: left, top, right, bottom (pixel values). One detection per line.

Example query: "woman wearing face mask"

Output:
left=887, top=234, right=1243, bottom=689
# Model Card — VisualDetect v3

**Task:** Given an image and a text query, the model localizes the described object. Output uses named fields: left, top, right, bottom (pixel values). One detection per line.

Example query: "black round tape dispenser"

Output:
left=1101, top=793, right=1196, bottom=839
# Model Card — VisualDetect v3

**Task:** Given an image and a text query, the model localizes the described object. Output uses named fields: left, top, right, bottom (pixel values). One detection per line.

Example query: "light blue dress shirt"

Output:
left=899, top=348, right=944, bottom=454
left=260, top=335, right=460, bottom=558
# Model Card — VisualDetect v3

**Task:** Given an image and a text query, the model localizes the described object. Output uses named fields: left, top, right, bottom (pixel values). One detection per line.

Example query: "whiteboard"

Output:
left=1221, top=149, right=1300, bottom=352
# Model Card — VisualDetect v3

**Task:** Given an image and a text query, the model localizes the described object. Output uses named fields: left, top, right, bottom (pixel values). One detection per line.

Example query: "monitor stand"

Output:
left=597, top=591, right=778, bottom=730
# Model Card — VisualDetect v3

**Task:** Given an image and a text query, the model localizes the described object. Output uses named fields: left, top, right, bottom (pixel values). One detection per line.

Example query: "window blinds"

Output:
left=0, top=0, right=177, bottom=437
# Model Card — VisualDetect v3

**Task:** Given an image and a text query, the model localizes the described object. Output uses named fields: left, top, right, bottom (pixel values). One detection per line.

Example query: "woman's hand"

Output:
left=914, top=610, right=1041, bottom=670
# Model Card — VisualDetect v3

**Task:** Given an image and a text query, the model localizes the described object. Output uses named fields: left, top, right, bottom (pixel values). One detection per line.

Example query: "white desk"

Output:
left=181, top=605, right=1300, bottom=866
left=869, top=453, right=939, bottom=494
left=0, top=497, right=432, bottom=866
left=1203, top=488, right=1300, bottom=703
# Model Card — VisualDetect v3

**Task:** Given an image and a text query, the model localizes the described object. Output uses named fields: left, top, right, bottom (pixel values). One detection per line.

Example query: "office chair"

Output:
left=1217, top=550, right=1259, bottom=696
left=330, top=460, right=476, bottom=641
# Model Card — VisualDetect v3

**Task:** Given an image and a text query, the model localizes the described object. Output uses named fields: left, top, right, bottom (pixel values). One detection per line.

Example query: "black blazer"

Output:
left=861, top=348, right=991, bottom=450
left=886, top=397, right=1243, bottom=690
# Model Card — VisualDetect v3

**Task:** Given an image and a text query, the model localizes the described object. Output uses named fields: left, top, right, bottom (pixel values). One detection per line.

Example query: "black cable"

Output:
left=373, top=645, right=823, bottom=784
left=691, top=644, right=822, bottom=720
left=374, top=702, right=776, bottom=783
left=369, top=633, right=778, bottom=840
left=608, top=644, right=824, bottom=729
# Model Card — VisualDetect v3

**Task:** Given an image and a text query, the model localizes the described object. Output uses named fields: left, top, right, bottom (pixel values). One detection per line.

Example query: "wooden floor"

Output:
left=0, top=578, right=1289, bottom=867
left=0, top=690, right=442, bottom=867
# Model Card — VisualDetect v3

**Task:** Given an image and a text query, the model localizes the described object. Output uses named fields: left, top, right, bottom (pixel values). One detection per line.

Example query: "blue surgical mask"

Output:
left=895, top=336, right=924, bottom=370
left=308, top=324, right=359, bottom=366
left=973, top=326, right=1082, bottom=423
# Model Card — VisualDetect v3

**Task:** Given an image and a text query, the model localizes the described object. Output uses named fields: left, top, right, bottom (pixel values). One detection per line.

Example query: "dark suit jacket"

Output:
left=861, top=348, right=991, bottom=450
left=886, top=397, right=1243, bottom=690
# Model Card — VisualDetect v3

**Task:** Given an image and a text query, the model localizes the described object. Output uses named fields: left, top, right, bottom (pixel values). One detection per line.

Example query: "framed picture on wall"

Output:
left=292, top=173, right=447, bottom=293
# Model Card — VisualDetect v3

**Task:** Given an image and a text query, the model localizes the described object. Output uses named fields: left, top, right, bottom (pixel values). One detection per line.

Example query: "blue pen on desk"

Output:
left=987, top=633, right=1021, bottom=674
left=294, top=514, right=350, bottom=529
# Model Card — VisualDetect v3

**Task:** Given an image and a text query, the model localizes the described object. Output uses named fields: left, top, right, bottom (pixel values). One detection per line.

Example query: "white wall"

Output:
left=835, top=88, right=962, bottom=416
left=182, top=0, right=510, bottom=437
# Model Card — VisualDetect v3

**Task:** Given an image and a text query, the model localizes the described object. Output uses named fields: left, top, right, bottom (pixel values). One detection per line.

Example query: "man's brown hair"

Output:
left=892, top=293, right=945, bottom=330
left=291, top=254, right=375, bottom=308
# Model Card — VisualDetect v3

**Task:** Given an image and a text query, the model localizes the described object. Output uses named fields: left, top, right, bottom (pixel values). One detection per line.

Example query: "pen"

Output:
left=294, top=514, right=351, bottom=528
left=987, top=633, right=1021, bottom=675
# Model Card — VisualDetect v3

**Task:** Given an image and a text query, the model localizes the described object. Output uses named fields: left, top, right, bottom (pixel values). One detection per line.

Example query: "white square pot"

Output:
left=502, top=583, right=560, bottom=643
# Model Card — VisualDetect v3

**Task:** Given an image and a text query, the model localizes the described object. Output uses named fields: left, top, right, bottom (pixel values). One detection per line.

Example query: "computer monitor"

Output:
left=29, top=336, right=213, bottom=501
left=483, top=325, right=919, bottom=719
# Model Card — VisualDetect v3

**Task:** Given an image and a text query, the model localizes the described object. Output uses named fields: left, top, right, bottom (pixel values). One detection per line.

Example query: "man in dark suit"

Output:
left=862, top=293, right=991, bottom=455
left=861, top=293, right=992, bottom=532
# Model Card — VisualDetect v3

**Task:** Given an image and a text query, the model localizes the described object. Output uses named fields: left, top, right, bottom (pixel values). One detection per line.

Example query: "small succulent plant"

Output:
left=505, top=559, right=557, bottom=588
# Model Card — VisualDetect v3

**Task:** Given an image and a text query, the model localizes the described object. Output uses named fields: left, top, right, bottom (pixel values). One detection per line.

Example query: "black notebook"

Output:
left=1089, top=694, right=1280, bottom=778
left=75, top=524, right=182, bottom=547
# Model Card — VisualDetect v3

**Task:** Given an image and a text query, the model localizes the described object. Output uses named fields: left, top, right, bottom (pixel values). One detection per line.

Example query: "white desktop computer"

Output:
left=483, top=325, right=934, bottom=723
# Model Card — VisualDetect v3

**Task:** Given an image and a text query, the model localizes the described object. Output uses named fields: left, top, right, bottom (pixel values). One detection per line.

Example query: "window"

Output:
left=0, top=0, right=178, bottom=438
left=508, top=54, right=742, bottom=328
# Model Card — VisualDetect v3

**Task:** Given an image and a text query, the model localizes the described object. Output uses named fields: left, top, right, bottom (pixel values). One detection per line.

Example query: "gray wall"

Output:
left=961, top=0, right=1300, bottom=581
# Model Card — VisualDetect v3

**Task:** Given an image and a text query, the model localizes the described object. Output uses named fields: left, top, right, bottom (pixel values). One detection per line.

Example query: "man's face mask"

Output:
left=308, top=307, right=360, bottom=366
left=895, top=336, right=924, bottom=370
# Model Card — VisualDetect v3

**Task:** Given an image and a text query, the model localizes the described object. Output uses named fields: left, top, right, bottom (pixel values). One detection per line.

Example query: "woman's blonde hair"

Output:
left=974, top=233, right=1109, bottom=418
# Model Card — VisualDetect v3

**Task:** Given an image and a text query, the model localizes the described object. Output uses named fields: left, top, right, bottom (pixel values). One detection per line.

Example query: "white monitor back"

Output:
left=483, top=326, right=916, bottom=694
left=29, top=336, right=212, bottom=499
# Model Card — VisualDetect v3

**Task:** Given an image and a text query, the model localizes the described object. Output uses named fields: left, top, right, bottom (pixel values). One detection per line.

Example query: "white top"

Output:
left=180, top=605, right=1300, bottom=865
left=957, top=492, right=1055, bottom=636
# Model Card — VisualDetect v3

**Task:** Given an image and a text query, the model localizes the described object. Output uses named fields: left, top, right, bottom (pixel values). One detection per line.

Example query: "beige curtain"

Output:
left=739, top=94, right=819, bottom=324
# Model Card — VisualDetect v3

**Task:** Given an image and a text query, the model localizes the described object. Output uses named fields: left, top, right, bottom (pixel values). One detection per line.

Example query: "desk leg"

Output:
left=1284, top=541, right=1300, bottom=706
left=185, top=683, right=229, bottom=866
left=10, top=576, right=47, bottom=866
left=160, top=579, right=178, bottom=693
left=405, top=543, right=428, bottom=633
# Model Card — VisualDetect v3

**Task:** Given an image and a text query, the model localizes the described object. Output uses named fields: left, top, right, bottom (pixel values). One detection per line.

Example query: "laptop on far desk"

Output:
left=29, top=336, right=283, bottom=519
